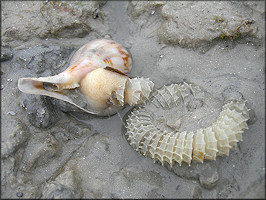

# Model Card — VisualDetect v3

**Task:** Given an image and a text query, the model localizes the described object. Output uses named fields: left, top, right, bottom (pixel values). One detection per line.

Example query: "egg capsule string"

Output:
left=115, top=90, right=154, bottom=129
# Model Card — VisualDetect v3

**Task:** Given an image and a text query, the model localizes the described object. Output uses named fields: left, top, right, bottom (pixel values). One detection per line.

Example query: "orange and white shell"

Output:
left=18, top=39, right=154, bottom=116
left=125, top=83, right=249, bottom=167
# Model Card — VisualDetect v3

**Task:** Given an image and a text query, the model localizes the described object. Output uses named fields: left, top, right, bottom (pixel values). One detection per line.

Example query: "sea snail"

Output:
left=18, top=39, right=154, bottom=116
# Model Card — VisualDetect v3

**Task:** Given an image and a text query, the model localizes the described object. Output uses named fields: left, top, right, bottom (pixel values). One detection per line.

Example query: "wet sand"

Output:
left=1, top=1, right=265, bottom=198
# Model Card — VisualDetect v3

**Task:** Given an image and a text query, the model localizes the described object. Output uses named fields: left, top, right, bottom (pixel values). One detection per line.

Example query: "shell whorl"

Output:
left=125, top=83, right=249, bottom=167
left=78, top=68, right=154, bottom=116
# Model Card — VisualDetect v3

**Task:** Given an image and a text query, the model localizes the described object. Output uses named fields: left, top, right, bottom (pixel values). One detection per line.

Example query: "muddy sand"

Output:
left=1, top=1, right=265, bottom=198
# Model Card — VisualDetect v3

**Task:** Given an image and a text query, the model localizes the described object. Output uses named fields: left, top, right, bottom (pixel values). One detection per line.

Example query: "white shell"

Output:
left=19, top=39, right=132, bottom=90
left=125, top=83, right=249, bottom=167
left=17, top=39, right=155, bottom=116
left=19, top=68, right=154, bottom=116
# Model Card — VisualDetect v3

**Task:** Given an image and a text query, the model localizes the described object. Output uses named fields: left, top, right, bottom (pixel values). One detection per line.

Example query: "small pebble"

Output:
left=7, top=111, right=16, bottom=116
left=19, top=57, right=27, bottom=62
left=7, top=78, right=13, bottom=82
left=16, top=192, right=23, bottom=197
left=40, top=108, right=46, bottom=115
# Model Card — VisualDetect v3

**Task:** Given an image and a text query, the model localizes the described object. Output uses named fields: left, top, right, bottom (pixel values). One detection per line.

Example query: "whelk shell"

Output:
left=124, top=82, right=249, bottom=167
left=18, top=39, right=154, bottom=116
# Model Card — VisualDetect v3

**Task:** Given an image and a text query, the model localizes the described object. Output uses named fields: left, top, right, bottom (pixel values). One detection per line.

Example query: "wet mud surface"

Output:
left=1, top=1, right=265, bottom=198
